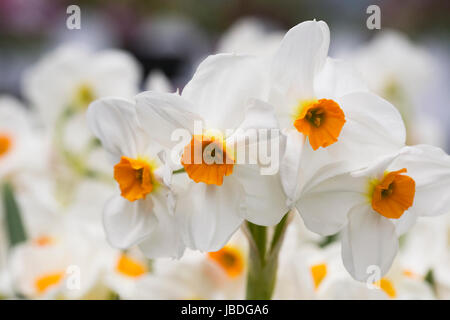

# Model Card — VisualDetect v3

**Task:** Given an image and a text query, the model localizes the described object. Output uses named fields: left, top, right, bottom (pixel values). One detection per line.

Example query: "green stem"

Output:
left=172, top=168, right=186, bottom=174
left=245, top=212, right=290, bottom=300
left=2, top=182, right=27, bottom=247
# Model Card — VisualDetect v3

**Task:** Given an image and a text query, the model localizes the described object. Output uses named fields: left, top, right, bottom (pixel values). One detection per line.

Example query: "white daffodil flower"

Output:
left=87, top=97, right=185, bottom=259
left=352, top=31, right=446, bottom=148
left=7, top=230, right=111, bottom=299
left=353, top=31, right=433, bottom=104
left=104, top=247, right=151, bottom=299
left=295, top=145, right=450, bottom=281
left=135, top=54, right=288, bottom=252
left=126, top=251, right=224, bottom=300
left=265, top=20, right=406, bottom=205
left=23, top=45, right=141, bottom=127
left=126, top=231, right=248, bottom=300
left=0, top=96, right=47, bottom=179
left=399, top=213, right=450, bottom=299
left=274, top=243, right=388, bottom=300
left=374, top=257, right=436, bottom=300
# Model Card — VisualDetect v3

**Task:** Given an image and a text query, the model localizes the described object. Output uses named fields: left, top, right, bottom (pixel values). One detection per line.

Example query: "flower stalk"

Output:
left=245, top=211, right=290, bottom=299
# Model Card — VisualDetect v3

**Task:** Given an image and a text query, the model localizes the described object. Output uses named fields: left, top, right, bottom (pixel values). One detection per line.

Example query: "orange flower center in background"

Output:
left=293, top=99, right=346, bottom=150
left=116, top=253, right=147, bottom=278
left=114, top=156, right=156, bottom=202
left=0, top=133, right=12, bottom=158
left=208, top=245, right=245, bottom=278
left=310, top=263, right=327, bottom=290
left=181, top=134, right=234, bottom=186
left=376, top=278, right=397, bottom=298
left=371, top=168, right=415, bottom=219
left=35, top=272, right=64, bottom=294
left=34, top=235, right=54, bottom=247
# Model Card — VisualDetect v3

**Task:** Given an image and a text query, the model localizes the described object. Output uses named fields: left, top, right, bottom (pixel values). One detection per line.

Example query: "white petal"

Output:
left=389, top=144, right=450, bottom=217
left=314, top=57, right=368, bottom=99
left=341, top=204, right=398, bottom=282
left=233, top=98, right=279, bottom=133
left=87, top=97, right=145, bottom=162
left=182, top=53, right=269, bottom=131
left=175, top=177, right=245, bottom=251
left=89, top=49, right=141, bottom=99
left=333, top=92, right=406, bottom=167
left=296, top=172, right=367, bottom=236
left=135, top=91, right=203, bottom=149
left=270, top=20, right=329, bottom=99
left=234, top=164, right=288, bottom=226
left=391, top=209, right=417, bottom=236
left=138, top=190, right=185, bottom=259
left=279, top=129, right=305, bottom=204
left=103, top=195, right=157, bottom=249
left=226, top=98, right=280, bottom=161
left=22, top=45, right=89, bottom=125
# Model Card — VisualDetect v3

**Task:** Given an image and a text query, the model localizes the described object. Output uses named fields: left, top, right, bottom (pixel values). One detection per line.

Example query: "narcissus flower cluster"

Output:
left=1, top=18, right=448, bottom=301
left=87, top=20, right=450, bottom=284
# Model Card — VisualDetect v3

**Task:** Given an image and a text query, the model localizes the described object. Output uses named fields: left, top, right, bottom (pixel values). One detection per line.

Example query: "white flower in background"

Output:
left=274, top=243, right=386, bottom=299
left=295, top=145, right=450, bottom=281
left=104, top=247, right=151, bottom=299
left=400, top=213, right=450, bottom=299
left=275, top=233, right=434, bottom=300
left=0, top=96, right=49, bottom=276
left=87, top=97, right=185, bottom=258
left=145, top=70, right=173, bottom=93
left=126, top=251, right=221, bottom=300
left=23, top=45, right=141, bottom=127
left=125, top=231, right=248, bottom=300
left=353, top=31, right=432, bottom=104
left=352, top=31, right=446, bottom=147
left=374, top=257, right=435, bottom=300
left=259, top=20, right=407, bottom=207
left=217, top=17, right=283, bottom=56
left=400, top=214, right=449, bottom=277
left=7, top=229, right=111, bottom=299
left=135, top=53, right=288, bottom=252
left=0, top=96, right=47, bottom=179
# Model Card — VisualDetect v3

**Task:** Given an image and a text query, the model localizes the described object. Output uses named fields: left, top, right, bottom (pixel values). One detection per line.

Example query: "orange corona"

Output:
left=181, top=134, right=234, bottom=186
left=293, top=99, right=346, bottom=150
left=114, top=156, right=156, bottom=202
left=371, top=168, right=415, bottom=219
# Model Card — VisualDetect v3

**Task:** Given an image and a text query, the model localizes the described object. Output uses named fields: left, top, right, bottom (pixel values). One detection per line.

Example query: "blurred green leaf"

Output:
left=2, top=182, right=27, bottom=247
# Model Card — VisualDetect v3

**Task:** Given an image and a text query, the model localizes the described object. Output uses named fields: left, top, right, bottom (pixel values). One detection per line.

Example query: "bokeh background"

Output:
left=1, top=0, right=449, bottom=152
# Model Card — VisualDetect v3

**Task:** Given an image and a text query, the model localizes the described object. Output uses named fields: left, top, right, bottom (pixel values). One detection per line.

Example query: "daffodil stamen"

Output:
left=114, top=156, right=157, bottom=202
left=181, top=134, right=234, bottom=186
left=293, top=99, right=346, bottom=150
left=371, top=168, right=415, bottom=219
